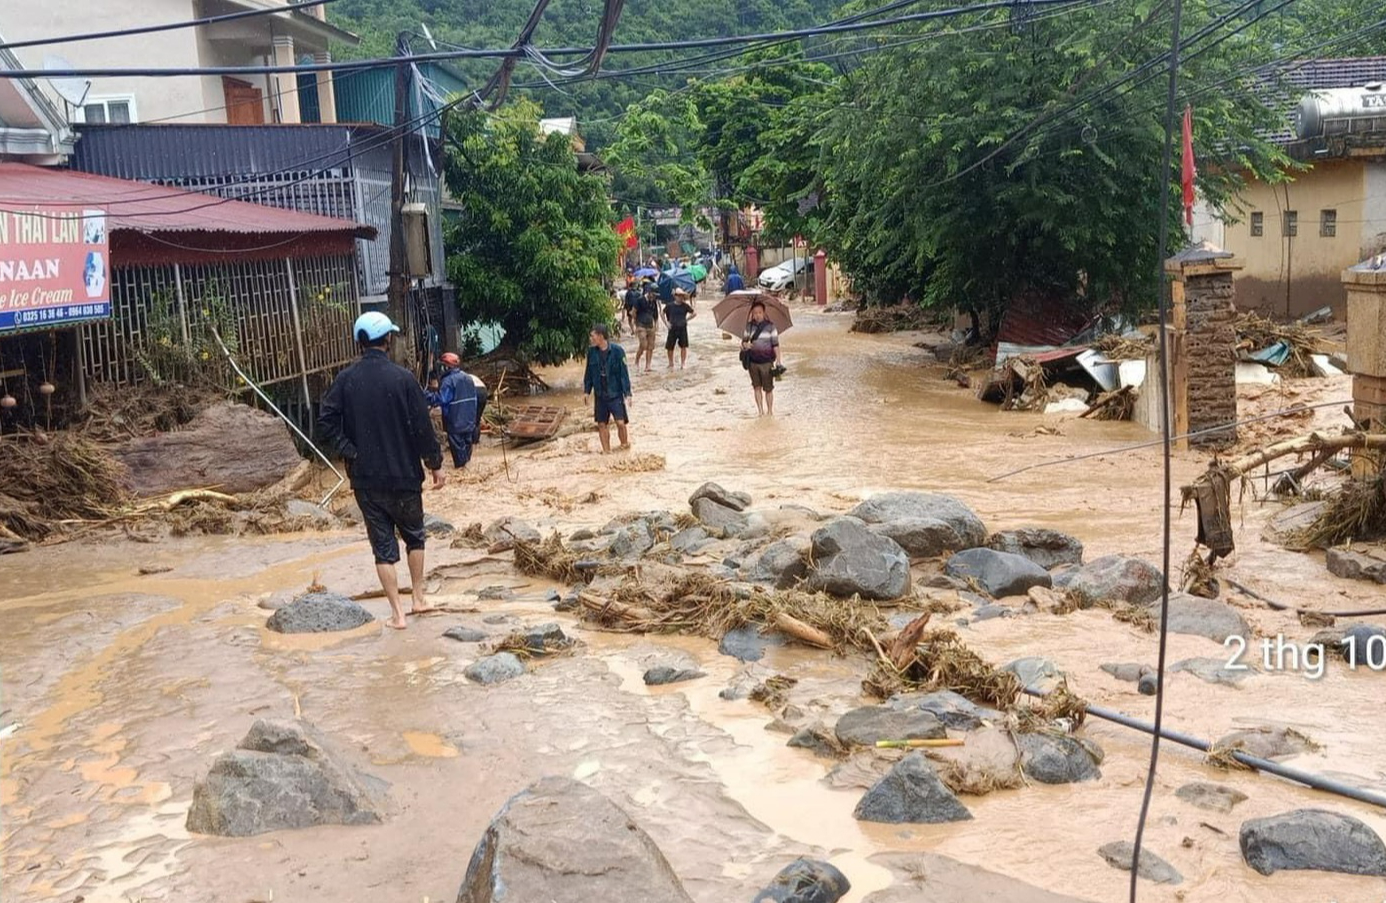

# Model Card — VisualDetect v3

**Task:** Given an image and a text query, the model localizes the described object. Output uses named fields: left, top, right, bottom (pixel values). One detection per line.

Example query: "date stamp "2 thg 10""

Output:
left=1223, top=632, right=1386, bottom=680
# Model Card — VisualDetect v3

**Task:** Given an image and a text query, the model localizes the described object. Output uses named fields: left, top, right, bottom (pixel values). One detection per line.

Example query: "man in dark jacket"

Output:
left=320, top=311, right=445, bottom=630
left=425, top=352, right=478, bottom=468
left=582, top=323, right=633, bottom=453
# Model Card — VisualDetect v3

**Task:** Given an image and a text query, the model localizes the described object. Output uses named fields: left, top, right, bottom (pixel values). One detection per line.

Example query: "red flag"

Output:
left=614, top=216, right=638, bottom=249
left=1181, top=105, right=1196, bottom=227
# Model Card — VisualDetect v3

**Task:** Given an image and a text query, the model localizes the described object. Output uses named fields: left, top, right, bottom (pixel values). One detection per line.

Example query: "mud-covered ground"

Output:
left=3, top=307, right=1384, bottom=903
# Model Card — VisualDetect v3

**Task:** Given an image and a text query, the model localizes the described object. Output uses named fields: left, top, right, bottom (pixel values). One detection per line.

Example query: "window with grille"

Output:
left=1250, top=212, right=1264, bottom=237
left=1321, top=209, right=1337, bottom=237
left=78, top=97, right=136, bottom=124
left=1284, top=211, right=1298, bottom=237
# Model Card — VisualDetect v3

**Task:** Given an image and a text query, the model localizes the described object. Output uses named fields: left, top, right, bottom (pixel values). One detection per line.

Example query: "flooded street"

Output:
left=4, top=306, right=1386, bottom=902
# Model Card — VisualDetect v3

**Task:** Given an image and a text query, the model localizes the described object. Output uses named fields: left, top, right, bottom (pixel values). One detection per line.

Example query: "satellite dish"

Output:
left=420, top=23, right=438, bottom=50
left=43, top=54, right=91, bottom=108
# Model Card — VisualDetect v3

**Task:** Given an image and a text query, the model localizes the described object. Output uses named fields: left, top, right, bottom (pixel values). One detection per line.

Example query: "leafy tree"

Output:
left=442, top=101, right=621, bottom=365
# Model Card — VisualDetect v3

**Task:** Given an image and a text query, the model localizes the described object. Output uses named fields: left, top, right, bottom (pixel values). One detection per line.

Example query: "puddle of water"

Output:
left=402, top=731, right=459, bottom=759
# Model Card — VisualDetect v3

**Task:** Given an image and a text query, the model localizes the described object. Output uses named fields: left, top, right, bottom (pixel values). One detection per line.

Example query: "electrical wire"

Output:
left=0, top=0, right=340, bottom=51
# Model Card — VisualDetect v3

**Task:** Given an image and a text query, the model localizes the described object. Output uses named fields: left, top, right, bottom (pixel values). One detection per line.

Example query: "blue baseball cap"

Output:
left=353, top=311, right=400, bottom=342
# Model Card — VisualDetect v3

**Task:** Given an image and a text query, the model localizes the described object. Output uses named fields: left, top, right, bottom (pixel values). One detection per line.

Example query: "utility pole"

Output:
left=386, top=32, right=412, bottom=366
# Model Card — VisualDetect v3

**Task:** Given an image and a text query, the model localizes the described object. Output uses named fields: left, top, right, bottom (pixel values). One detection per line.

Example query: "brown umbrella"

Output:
left=712, top=290, right=793, bottom=334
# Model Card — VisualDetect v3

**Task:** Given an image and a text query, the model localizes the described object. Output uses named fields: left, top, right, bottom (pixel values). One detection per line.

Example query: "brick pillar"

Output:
left=746, top=246, right=760, bottom=282
left=814, top=250, right=828, bottom=305
left=1166, top=250, right=1243, bottom=449
left=272, top=36, right=301, bottom=124
left=1342, top=261, right=1386, bottom=475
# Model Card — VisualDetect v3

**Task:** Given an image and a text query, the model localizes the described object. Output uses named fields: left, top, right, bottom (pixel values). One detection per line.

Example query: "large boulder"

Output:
left=689, top=482, right=752, bottom=512
left=692, top=497, right=749, bottom=538
left=1002, top=657, right=1063, bottom=693
left=945, top=548, right=1052, bottom=598
left=1016, top=733, right=1102, bottom=784
left=834, top=705, right=946, bottom=747
left=1097, top=841, right=1182, bottom=885
left=752, top=858, right=851, bottom=903
left=608, top=521, right=656, bottom=561
left=804, top=519, right=911, bottom=601
left=1326, top=547, right=1386, bottom=584
left=484, top=517, right=541, bottom=551
left=1150, top=594, right=1251, bottom=643
left=749, top=536, right=811, bottom=588
left=457, top=777, right=695, bottom=902
left=186, top=720, right=382, bottom=836
left=1214, top=726, right=1316, bottom=761
left=887, top=690, right=1002, bottom=732
left=465, top=653, right=526, bottom=685
left=987, top=528, right=1084, bottom=569
left=112, top=402, right=302, bottom=498
left=266, top=592, right=374, bottom=634
left=847, top=492, right=988, bottom=557
left=1055, top=555, right=1165, bottom=606
left=1240, top=809, right=1386, bottom=876
left=853, top=753, right=973, bottom=824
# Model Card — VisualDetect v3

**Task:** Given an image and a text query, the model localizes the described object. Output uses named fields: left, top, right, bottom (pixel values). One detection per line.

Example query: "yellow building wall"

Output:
left=1223, top=159, right=1366, bottom=317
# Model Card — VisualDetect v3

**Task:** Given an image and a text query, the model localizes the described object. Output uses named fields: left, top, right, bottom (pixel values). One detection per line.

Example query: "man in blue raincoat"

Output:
left=426, top=352, right=479, bottom=468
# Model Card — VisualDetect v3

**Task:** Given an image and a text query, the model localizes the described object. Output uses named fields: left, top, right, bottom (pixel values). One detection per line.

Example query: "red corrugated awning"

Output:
left=0, top=162, right=376, bottom=240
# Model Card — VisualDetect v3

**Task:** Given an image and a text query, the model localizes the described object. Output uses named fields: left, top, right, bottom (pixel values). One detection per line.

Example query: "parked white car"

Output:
left=757, top=257, right=810, bottom=291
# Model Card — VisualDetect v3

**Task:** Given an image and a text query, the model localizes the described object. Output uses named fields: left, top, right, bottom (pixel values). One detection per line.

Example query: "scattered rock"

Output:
left=945, top=547, right=1052, bottom=598
left=1002, top=656, right=1062, bottom=693
left=476, top=585, right=513, bottom=601
left=689, top=481, right=752, bottom=512
left=1097, top=841, right=1182, bottom=885
left=1100, top=662, right=1151, bottom=683
left=464, top=653, right=526, bottom=685
left=1337, top=624, right=1386, bottom=660
left=987, top=528, right=1084, bottom=569
left=1215, top=726, right=1316, bottom=761
left=456, top=776, right=695, bottom=902
left=848, top=492, right=988, bottom=556
left=834, top=705, right=946, bottom=747
left=718, top=624, right=786, bottom=662
left=1137, top=673, right=1159, bottom=696
left=924, top=725, right=1023, bottom=795
left=423, top=513, right=455, bottom=537
left=483, top=517, right=541, bottom=551
left=888, top=690, right=1002, bottom=731
left=285, top=499, right=338, bottom=526
left=749, top=536, right=812, bottom=589
left=1240, top=809, right=1386, bottom=876
left=482, top=613, right=514, bottom=625
left=1016, top=733, right=1102, bottom=784
left=1261, top=501, right=1329, bottom=546
left=752, top=858, right=851, bottom=903
left=853, top=752, right=973, bottom=824
left=1326, top=547, right=1386, bottom=584
left=805, top=519, right=911, bottom=601
left=1056, top=555, right=1165, bottom=606
left=788, top=725, right=845, bottom=759
left=1172, top=656, right=1253, bottom=686
left=669, top=526, right=711, bottom=554
left=608, top=522, right=656, bottom=560
left=1149, top=594, right=1251, bottom=643
left=1176, top=782, right=1248, bottom=813
left=443, top=626, right=487, bottom=643
left=265, top=592, right=374, bottom=634
left=643, top=666, right=705, bottom=686
left=186, top=720, right=382, bottom=836
left=924, top=573, right=969, bottom=591
left=692, top=496, right=750, bottom=537
left=569, top=528, right=597, bottom=542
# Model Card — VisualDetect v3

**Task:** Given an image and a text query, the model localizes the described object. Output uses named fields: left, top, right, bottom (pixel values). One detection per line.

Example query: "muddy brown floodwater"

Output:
left=4, top=306, right=1386, bottom=903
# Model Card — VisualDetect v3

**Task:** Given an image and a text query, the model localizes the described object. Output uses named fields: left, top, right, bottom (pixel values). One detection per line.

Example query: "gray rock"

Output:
left=483, top=517, right=541, bottom=551
left=482, top=613, right=514, bottom=625
left=834, top=705, right=946, bottom=747
left=752, top=858, right=851, bottom=903
left=805, top=519, right=911, bottom=601
left=988, top=528, right=1085, bottom=569
left=520, top=623, right=571, bottom=654
left=476, top=585, right=513, bottom=601
left=750, top=536, right=812, bottom=589
left=608, top=522, right=655, bottom=560
left=1002, top=656, right=1062, bottom=693
left=787, top=725, right=844, bottom=759
left=1338, top=624, right=1386, bottom=661
left=265, top=592, right=374, bottom=634
left=1057, top=555, right=1165, bottom=606
left=1239, top=809, right=1386, bottom=876
left=1172, top=656, right=1254, bottom=685
left=1149, top=594, right=1251, bottom=643
left=443, top=626, right=487, bottom=643
left=973, top=604, right=1015, bottom=621
left=689, top=481, right=752, bottom=512
left=1175, top=782, right=1248, bottom=813
left=464, top=652, right=526, bottom=685
left=423, top=513, right=455, bottom=537
left=1214, top=726, right=1316, bottom=761
left=1326, top=548, right=1386, bottom=584
left=1100, top=662, right=1151, bottom=683
left=285, top=499, right=338, bottom=526
left=847, top=492, right=988, bottom=556
left=186, top=720, right=382, bottom=836
left=692, top=496, right=750, bottom=537
left=669, top=526, right=711, bottom=554
left=569, top=528, right=597, bottom=542
left=718, top=624, right=786, bottom=662
left=643, top=666, right=705, bottom=686
left=1016, top=733, right=1101, bottom=784
left=887, top=690, right=1001, bottom=731
left=1097, top=841, right=1182, bottom=885
left=923, top=573, right=969, bottom=591
left=852, top=753, right=973, bottom=824
left=723, top=557, right=742, bottom=570
left=457, top=776, right=695, bottom=903
left=945, top=548, right=1053, bottom=598
left=1137, top=673, right=1159, bottom=696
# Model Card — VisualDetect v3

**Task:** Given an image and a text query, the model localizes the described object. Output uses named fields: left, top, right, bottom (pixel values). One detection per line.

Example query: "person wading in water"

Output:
left=741, top=301, right=782, bottom=416
left=583, top=323, right=634, bottom=453
left=319, top=312, right=445, bottom=630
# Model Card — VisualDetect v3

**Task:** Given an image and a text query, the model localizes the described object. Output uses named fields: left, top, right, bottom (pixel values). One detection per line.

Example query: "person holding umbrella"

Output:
left=712, top=290, right=792, bottom=417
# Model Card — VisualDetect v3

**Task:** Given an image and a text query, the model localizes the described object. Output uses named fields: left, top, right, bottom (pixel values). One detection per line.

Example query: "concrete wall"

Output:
left=1223, top=159, right=1371, bottom=318
left=1365, top=161, right=1386, bottom=261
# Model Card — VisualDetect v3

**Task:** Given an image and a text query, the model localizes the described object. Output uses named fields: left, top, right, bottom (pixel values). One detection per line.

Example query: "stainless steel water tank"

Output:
left=1296, top=82, right=1386, bottom=139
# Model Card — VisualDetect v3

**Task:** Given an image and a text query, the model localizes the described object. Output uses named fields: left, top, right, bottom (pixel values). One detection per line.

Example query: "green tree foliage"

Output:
left=442, top=102, right=620, bottom=365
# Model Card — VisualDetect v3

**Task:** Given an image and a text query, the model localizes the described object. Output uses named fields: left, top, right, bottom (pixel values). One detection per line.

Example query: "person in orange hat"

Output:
left=426, top=352, right=479, bottom=468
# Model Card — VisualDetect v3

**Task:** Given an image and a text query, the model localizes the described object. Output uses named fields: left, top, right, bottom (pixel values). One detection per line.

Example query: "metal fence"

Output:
left=79, top=254, right=360, bottom=393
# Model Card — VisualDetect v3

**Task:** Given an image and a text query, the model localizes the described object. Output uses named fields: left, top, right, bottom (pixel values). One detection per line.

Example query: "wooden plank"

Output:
left=506, top=405, right=568, bottom=440
left=1170, top=281, right=1190, bottom=452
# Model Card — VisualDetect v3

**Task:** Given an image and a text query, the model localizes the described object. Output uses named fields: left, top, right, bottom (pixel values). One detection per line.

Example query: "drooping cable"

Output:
left=0, top=0, right=339, bottom=51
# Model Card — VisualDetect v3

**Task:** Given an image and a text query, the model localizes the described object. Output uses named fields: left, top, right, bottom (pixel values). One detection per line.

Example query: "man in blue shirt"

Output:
left=426, top=353, right=479, bottom=468
left=582, top=323, right=633, bottom=453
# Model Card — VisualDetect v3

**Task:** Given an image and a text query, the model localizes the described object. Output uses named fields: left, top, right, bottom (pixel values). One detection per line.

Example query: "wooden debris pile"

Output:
left=1235, top=312, right=1330, bottom=378
left=850, top=303, right=937, bottom=334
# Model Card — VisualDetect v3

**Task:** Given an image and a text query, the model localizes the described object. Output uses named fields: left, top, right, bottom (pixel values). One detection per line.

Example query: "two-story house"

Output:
left=6, top=0, right=357, bottom=126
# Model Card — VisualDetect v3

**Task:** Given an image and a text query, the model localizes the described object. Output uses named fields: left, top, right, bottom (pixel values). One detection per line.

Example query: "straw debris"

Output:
left=850, top=303, right=936, bottom=334
left=0, top=432, right=129, bottom=540
left=749, top=675, right=798, bottom=710
left=511, top=531, right=584, bottom=584
left=1284, top=475, right=1386, bottom=550
left=1234, top=312, right=1328, bottom=379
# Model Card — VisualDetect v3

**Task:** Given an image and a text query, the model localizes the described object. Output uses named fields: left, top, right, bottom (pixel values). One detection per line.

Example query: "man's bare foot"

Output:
left=618, top=443, right=631, bottom=451
left=386, top=617, right=408, bottom=630
left=409, top=603, right=438, bottom=616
